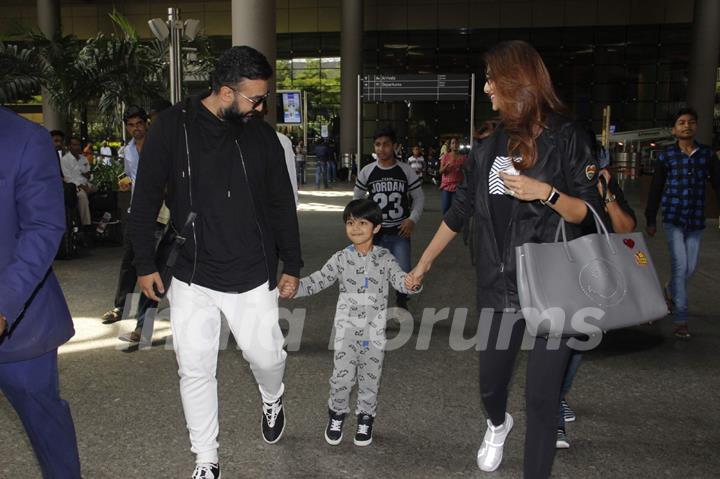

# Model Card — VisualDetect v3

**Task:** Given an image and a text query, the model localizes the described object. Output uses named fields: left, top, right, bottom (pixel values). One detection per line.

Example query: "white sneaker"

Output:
left=477, top=413, right=513, bottom=472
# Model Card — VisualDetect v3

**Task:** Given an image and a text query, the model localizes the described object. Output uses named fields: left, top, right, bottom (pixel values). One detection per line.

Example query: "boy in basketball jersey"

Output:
left=354, top=127, right=425, bottom=309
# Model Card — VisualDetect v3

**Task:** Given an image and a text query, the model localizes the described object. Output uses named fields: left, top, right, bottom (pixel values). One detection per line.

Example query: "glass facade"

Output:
left=278, top=24, right=693, bottom=152
left=277, top=33, right=341, bottom=141
left=275, top=57, right=341, bottom=139
left=362, top=25, right=692, bottom=150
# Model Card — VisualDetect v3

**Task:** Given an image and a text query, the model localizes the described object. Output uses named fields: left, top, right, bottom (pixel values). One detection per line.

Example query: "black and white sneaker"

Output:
left=261, top=395, right=285, bottom=444
left=354, top=414, right=374, bottom=446
left=561, top=400, right=576, bottom=423
left=556, top=427, right=570, bottom=449
left=192, top=463, right=220, bottom=479
left=325, top=409, right=346, bottom=445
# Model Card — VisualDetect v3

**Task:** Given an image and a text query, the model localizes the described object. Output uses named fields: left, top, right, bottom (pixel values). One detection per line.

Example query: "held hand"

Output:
left=138, top=272, right=165, bottom=302
left=0, top=314, right=6, bottom=336
left=398, top=219, right=415, bottom=238
left=278, top=274, right=299, bottom=299
left=404, top=271, right=424, bottom=291
left=407, top=262, right=431, bottom=290
left=280, top=283, right=297, bottom=299
left=499, top=172, right=552, bottom=202
left=404, top=273, right=416, bottom=291
left=646, top=225, right=657, bottom=237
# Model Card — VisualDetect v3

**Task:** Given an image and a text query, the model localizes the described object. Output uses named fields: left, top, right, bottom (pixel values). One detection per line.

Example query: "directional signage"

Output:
left=362, top=74, right=471, bottom=102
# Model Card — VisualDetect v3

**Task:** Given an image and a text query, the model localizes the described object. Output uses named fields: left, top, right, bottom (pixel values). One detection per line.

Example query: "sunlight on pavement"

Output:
left=297, top=189, right=353, bottom=212
left=58, top=317, right=171, bottom=355
left=297, top=202, right=345, bottom=212
left=298, top=190, right=354, bottom=197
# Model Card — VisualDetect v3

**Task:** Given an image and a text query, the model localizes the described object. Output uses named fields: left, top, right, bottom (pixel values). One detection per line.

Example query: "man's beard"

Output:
left=220, top=102, right=262, bottom=123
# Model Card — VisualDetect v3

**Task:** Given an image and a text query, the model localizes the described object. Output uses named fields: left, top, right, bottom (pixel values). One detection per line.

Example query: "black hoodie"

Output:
left=128, top=94, right=303, bottom=292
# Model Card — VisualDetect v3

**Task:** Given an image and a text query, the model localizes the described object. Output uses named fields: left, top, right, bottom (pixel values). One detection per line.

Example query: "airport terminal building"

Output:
left=1, top=0, right=717, bottom=157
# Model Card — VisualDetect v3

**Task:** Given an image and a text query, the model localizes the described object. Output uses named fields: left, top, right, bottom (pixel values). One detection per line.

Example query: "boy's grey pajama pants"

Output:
left=328, top=321, right=385, bottom=416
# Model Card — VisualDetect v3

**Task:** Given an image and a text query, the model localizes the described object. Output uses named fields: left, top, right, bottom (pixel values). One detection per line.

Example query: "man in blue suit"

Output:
left=0, top=107, right=82, bottom=478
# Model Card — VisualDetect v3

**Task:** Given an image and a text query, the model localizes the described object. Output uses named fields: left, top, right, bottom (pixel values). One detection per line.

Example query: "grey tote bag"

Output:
left=516, top=203, right=668, bottom=337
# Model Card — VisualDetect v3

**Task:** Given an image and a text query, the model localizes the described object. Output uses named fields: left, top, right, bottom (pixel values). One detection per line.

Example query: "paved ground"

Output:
left=1, top=181, right=719, bottom=478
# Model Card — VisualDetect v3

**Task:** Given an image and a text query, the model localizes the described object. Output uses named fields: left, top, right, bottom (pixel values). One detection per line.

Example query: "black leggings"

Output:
left=478, top=312, right=572, bottom=479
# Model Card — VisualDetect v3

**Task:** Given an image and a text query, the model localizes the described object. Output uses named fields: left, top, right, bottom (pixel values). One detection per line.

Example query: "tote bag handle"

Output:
left=553, top=201, right=616, bottom=262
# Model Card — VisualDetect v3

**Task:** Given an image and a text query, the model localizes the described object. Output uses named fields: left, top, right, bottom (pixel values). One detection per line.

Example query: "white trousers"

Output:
left=76, top=189, right=91, bottom=225
left=168, top=278, right=287, bottom=464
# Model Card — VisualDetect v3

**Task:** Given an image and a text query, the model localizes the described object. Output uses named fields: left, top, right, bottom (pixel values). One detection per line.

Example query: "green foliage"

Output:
left=25, top=31, right=87, bottom=118
left=91, top=158, right=125, bottom=192
left=77, top=29, right=164, bottom=127
left=1, top=9, right=214, bottom=136
left=0, top=41, right=44, bottom=103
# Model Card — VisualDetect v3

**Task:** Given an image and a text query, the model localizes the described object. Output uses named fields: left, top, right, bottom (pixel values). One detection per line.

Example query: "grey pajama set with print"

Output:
left=296, top=245, right=417, bottom=417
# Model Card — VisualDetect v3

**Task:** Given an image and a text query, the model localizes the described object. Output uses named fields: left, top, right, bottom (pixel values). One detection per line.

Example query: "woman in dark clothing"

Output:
left=556, top=161, right=637, bottom=449
left=406, top=41, right=604, bottom=478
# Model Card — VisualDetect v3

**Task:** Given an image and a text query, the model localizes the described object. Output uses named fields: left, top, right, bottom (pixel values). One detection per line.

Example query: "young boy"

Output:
left=287, top=199, right=419, bottom=446
left=354, top=127, right=425, bottom=310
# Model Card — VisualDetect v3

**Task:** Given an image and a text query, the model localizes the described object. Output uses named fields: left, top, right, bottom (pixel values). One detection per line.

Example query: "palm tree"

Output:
left=2, top=10, right=214, bottom=134
left=78, top=10, right=165, bottom=129
left=24, top=31, right=92, bottom=133
left=0, top=41, right=44, bottom=104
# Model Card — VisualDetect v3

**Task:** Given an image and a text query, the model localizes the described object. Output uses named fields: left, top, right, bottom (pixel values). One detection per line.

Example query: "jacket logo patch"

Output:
left=585, top=164, right=597, bottom=181
left=623, top=238, right=635, bottom=249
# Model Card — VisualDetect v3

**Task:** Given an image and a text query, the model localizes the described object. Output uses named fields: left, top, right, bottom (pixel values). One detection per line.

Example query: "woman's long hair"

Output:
left=483, top=41, right=566, bottom=169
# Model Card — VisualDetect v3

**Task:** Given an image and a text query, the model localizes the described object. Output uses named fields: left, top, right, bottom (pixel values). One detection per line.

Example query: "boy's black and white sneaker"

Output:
left=354, top=414, right=374, bottom=446
left=325, top=409, right=346, bottom=445
left=560, top=399, right=576, bottom=423
left=261, top=395, right=285, bottom=444
left=192, top=463, right=220, bottom=479
left=556, top=427, right=570, bottom=449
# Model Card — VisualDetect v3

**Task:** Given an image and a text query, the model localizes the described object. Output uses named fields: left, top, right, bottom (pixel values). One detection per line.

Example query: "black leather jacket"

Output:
left=444, top=115, right=604, bottom=311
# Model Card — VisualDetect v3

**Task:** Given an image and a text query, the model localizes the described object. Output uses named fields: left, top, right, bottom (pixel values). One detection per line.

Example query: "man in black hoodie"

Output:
left=128, top=46, right=302, bottom=479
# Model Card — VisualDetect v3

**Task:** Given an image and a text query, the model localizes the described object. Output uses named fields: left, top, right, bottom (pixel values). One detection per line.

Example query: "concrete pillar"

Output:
left=687, top=0, right=720, bottom=145
left=340, top=0, right=363, bottom=161
left=37, top=0, right=63, bottom=131
left=231, top=0, right=277, bottom=126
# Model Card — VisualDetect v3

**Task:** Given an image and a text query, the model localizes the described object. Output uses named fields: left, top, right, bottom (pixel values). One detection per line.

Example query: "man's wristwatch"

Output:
left=605, top=194, right=617, bottom=204
left=540, top=187, right=560, bottom=206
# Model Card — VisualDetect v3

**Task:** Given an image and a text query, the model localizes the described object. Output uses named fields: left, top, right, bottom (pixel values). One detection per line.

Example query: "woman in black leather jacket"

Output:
left=407, top=41, right=603, bottom=479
